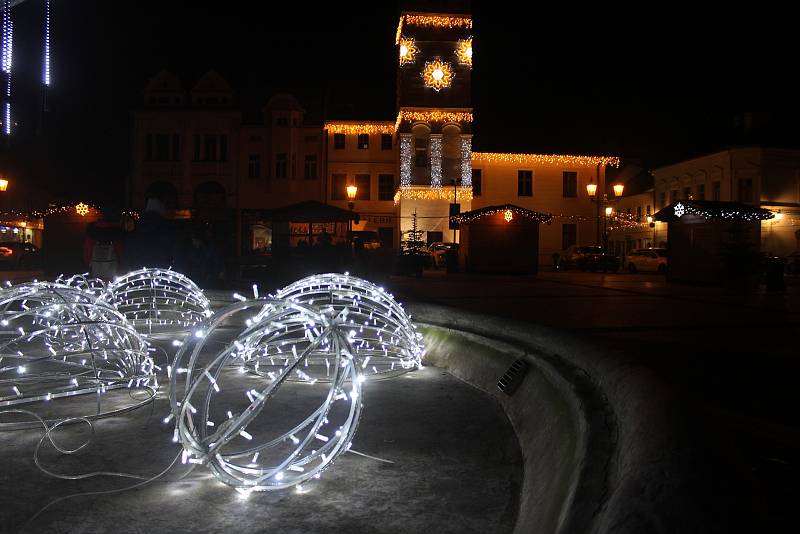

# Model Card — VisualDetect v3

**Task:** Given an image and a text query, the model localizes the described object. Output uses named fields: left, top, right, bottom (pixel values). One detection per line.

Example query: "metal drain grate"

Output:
left=497, top=358, right=529, bottom=396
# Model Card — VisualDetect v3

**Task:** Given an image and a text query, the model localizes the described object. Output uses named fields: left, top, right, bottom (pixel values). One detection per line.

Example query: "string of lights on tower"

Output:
left=1, top=0, right=51, bottom=136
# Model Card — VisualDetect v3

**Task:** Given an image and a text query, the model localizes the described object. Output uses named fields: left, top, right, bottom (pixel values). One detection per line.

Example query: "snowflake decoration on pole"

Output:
left=398, top=37, right=418, bottom=66
left=422, top=58, right=454, bottom=91
left=504, top=209, right=513, bottom=222
left=455, top=37, right=472, bottom=67
left=75, top=202, right=89, bottom=216
left=674, top=202, right=685, bottom=218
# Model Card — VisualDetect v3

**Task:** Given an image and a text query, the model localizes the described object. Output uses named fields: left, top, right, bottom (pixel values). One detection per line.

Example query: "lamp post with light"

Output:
left=587, top=179, right=624, bottom=253
left=0, top=176, right=8, bottom=213
left=346, top=184, right=358, bottom=241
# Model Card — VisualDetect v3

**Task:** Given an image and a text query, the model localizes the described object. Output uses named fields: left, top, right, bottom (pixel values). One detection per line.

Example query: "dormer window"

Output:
left=277, top=117, right=289, bottom=126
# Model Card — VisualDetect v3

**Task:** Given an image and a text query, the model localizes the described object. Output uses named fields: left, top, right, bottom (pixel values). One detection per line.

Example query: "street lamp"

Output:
left=613, top=183, right=624, bottom=197
left=346, top=185, right=357, bottom=211
left=0, top=178, right=8, bottom=192
left=586, top=181, right=597, bottom=198
left=647, top=215, right=656, bottom=247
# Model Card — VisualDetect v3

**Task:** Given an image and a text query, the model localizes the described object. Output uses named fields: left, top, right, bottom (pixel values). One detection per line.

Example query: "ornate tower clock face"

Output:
left=422, top=59, right=455, bottom=91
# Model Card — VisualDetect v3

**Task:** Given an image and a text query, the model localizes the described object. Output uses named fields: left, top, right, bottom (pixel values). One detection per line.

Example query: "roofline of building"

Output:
left=652, top=146, right=800, bottom=173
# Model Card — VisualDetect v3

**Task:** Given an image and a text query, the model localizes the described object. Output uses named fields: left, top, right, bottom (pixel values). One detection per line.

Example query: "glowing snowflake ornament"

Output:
left=398, top=37, right=418, bottom=66
left=455, top=37, right=472, bottom=67
left=104, top=268, right=212, bottom=336
left=422, top=58, right=454, bottom=91
left=674, top=202, right=685, bottom=218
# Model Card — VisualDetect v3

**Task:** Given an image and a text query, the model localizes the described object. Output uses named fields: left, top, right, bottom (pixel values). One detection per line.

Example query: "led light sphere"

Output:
left=270, top=273, right=424, bottom=380
left=0, top=282, right=155, bottom=422
left=55, top=273, right=108, bottom=297
left=104, top=268, right=212, bottom=335
left=169, top=298, right=362, bottom=492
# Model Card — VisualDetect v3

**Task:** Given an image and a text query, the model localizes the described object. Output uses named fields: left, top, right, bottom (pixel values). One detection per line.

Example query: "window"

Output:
left=381, top=134, right=393, bottom=150
left=636, top=206, right=642, bottom=221
left=378, top=174, right=395, bottom=200
left=670, top=190, right=678, bottom=204
left=712, top=181, right=721, bottom=201
left=355, top=174, right=371, bottom=200
left=518, top=170, right=533, bottom=196
left=659, top=192, right=666, bottom=208
left=697, top=183, right=705, bottom=200
left=304, top=155, right=318, bottom=180
left=172, top=134, right=181, bottom=161
left=562, top=224, right=577, bottom=250
left=204, top=135, right=217, bottom=161
left=562, top=171, right=577, bottom=198
left=332, top=174, right=347, bottom=200
left=155, top=134, right=170, bottom=161
left=219, top=135, right=228, bottom=162
left=333, top=133, right=345, bottom=149
left=472, top=169, right=482, bottom=196
left=275, top=154, right=288, bottom=179
left=646, top=205, right=651, bottom=216
left=426, top=231, right=443, bottom=246
left=738, top=178, right=753, bottom=203
left=193, top=135, right=201, bottom=161
left=414, top=137, right=428, bottom=167
left=683, top=186, right=692, bottom=200
left=248, top=154, right=261, bottom=179
left=145, top=134, right=153, bottom=160
left=358, top=133, right=369, bottom=149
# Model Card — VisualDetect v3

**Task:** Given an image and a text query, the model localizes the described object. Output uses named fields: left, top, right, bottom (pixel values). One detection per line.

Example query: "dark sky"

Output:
left=2, top=1, right=800, bottom=207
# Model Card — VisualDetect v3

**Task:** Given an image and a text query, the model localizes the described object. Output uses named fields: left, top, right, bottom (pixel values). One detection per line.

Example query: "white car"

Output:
left=626, top=248, right=668, bottom=274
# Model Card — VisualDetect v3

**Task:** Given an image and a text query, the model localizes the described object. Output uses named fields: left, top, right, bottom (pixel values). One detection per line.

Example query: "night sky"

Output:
left=2, top=1, right=800, bottom=207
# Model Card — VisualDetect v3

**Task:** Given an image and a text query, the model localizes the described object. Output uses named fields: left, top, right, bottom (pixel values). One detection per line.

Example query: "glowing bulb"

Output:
left=504, top=209, right=513, bottom=222
left=432, top=68, right=444, bottom=81
left=399, top=44, right=408, bottom=57
left=466, top=46, right=472, bottom=58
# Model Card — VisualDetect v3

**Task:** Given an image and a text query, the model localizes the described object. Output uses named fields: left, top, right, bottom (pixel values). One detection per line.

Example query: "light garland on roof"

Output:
left=325, top=122, right=395, bottom=135
left=400, top=136, right=412, bottom=188
left=396, top=14, right=473, bottom=43
left=273, top=273, right=423, bottom=378
left=104, top=268, right=212, bottom=336
left=665, top=202, right=775, bottom=222
left=168, top=297, right=362, bottom=493
left=394, top=186, right=472, bottom=204
left=398, top=37, right=418, bottom=66
left=455, top=37, right=472, bottom=67
left=0, top=282, right=155, bottom=428
left=395, top=110, right=473, bottom=131
left=472, top=152, right=621, bottom=168
left=430, top=135, right=442, bottom=188
left=422, top=58, right=454, bottom=92
left=451, top=204, right=552, bottom=224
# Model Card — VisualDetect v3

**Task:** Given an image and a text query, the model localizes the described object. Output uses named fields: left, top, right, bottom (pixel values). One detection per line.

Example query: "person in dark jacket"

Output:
left=122, top=197, right=186, bottom=272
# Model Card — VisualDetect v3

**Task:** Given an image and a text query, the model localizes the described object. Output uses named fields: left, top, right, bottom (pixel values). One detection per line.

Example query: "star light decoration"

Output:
left=0, top=282, right=155, bottom=427
left=504, top=209, right=513, bottom=222
left=455, top=37, right=473, bottom=67
left=398, top=37, right=418, bottom=66
left=103, top=268, right=212, bottom=336
left=422, top=59, right=454, bottom=92
left=167, top=273, right=423, bottom=494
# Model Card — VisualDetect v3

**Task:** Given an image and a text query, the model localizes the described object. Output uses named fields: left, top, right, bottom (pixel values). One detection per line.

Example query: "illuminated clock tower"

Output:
left=394, top=11, right=473, bottom=244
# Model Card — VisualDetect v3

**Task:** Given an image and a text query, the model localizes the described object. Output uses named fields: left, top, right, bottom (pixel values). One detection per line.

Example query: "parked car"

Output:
left=0, top=242, right=41, bottom=270
left=625, top=248, right=668, bottom=274
left=350, top=231, right=382, bottom=250
left=428, top=242, right=458, bottom=268
left=559, top=245, right=620, bottom=272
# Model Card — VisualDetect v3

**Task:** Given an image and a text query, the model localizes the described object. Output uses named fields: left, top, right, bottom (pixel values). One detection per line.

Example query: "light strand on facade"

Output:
left=430, top=136, right=442, bottom=188
left=472, top=152, right=621, bottom=168
left=395, top=109, right=473, bottom=131
left=325, top=122, right=394, bottom=135
left=400, top=136, right=412, bottom=188
left=396, top=13, right=473, bottom=43
left=394, top=186, right=472, bottom=204
left=43, top=0, right=50, bottom=86
left=1, top=0, right=12, bottom=135
left=460, top=137, right=472, bottom=187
